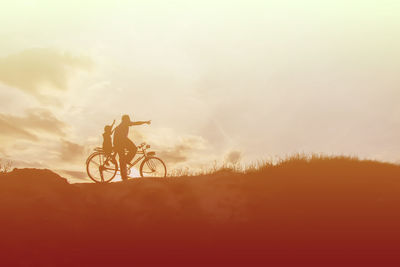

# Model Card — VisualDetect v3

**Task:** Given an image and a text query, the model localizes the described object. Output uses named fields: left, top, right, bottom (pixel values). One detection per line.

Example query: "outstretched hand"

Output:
left=147, top=120, right=151, bottom=125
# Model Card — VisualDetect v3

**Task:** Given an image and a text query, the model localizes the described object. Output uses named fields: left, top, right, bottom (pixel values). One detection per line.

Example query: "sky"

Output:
left=0, top=0, right=400, bottom=182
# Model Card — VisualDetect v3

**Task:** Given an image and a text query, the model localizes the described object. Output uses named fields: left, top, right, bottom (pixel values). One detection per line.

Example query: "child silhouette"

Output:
left=102, top=120, right=115, bottom=155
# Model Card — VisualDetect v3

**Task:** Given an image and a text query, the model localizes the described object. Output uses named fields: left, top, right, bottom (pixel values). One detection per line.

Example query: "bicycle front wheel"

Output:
left=86, top=152, right=118, bottom=183
left=139, top=157, right=167, bottom=178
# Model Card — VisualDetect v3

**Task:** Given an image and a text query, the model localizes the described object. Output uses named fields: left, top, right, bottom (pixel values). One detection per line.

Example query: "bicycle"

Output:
left=86, top=142, right=167, bottom=183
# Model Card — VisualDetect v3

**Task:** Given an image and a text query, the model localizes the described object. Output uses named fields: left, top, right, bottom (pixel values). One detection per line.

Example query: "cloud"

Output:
left=0, top=108, right=67, bottom=142
left=58, top=140, right=86, bottom=163
left=157, top=135, right=207, bottom=164
left=225, top=150, right=242, bottom=165
left=0, top=48, right=92, bottom=100
left=0, top=117, right=37, bottom=141
left=56, top=169, right=88, bottom=180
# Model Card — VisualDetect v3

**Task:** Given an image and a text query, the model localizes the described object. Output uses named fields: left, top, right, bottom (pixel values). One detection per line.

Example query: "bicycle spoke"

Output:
left=87, top=152, right=118, bottom=183
left=140, top=157, right=166, bottom=177
left=91, top=161, right=100, bottom=167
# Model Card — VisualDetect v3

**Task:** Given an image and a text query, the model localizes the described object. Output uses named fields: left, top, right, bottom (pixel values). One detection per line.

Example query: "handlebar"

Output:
left=138, top=142, right=150, bottom=149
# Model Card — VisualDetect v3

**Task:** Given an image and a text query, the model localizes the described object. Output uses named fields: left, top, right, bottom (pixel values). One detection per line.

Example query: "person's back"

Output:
left=113, top=123, right=129, bottom=148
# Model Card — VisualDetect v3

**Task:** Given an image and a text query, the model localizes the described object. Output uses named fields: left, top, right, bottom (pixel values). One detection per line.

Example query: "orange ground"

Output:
left=1, top=157, right=400, bottom=266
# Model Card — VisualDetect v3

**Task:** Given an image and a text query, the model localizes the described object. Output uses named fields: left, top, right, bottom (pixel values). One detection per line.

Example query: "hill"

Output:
left=1, top=157, right=400, bottom=266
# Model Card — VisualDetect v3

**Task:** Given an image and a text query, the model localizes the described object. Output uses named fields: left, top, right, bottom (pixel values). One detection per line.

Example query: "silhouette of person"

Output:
left=102, top=120, right=115, bottom=155
left=113, top=114, right=151, bottom=181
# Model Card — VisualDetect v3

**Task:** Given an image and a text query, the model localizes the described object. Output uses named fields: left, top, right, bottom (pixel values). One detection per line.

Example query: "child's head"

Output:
left=104, top=125, right=112, bottom=134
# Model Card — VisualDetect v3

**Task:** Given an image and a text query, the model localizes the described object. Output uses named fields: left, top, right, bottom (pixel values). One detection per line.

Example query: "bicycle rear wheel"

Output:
left=86, top=152, right=118, bottom=183
left=139, top=157, right=167, bottom=177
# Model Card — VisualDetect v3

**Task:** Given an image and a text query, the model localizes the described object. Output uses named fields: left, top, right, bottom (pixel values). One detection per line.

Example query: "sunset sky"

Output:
left=0, top=1, right=399, bottom=182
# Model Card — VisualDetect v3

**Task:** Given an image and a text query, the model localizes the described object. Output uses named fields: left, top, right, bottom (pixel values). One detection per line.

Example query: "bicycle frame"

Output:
left=105, top=147, right=150, bottom=172
left=128, top=152, right=146, bottom=170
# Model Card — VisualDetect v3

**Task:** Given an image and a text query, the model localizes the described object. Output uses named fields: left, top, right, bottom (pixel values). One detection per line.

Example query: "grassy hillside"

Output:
left=1, top=156, right=400, bottom=266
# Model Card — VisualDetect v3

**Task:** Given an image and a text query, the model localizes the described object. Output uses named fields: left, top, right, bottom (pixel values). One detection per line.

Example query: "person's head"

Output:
left=121, top=114, right=131, bottom=124
left=104, top=125, right=112, bottom=134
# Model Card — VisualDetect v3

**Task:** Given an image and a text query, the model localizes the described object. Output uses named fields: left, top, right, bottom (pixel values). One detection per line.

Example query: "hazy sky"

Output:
left=1, top=0, right=400, bottom=182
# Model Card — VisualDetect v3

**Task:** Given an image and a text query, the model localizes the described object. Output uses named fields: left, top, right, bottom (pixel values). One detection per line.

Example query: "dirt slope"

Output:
left=1, top=159, right=400, bottom=266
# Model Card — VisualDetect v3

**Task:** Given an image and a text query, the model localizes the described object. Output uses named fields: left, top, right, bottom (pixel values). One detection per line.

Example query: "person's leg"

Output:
left=125, top=139, right=137, bottom=164
left=117, top=149, right=128, bottom=181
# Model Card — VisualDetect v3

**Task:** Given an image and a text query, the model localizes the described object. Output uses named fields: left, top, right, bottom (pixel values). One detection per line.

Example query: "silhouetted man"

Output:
left=113, top=114, right=151, bottom=181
